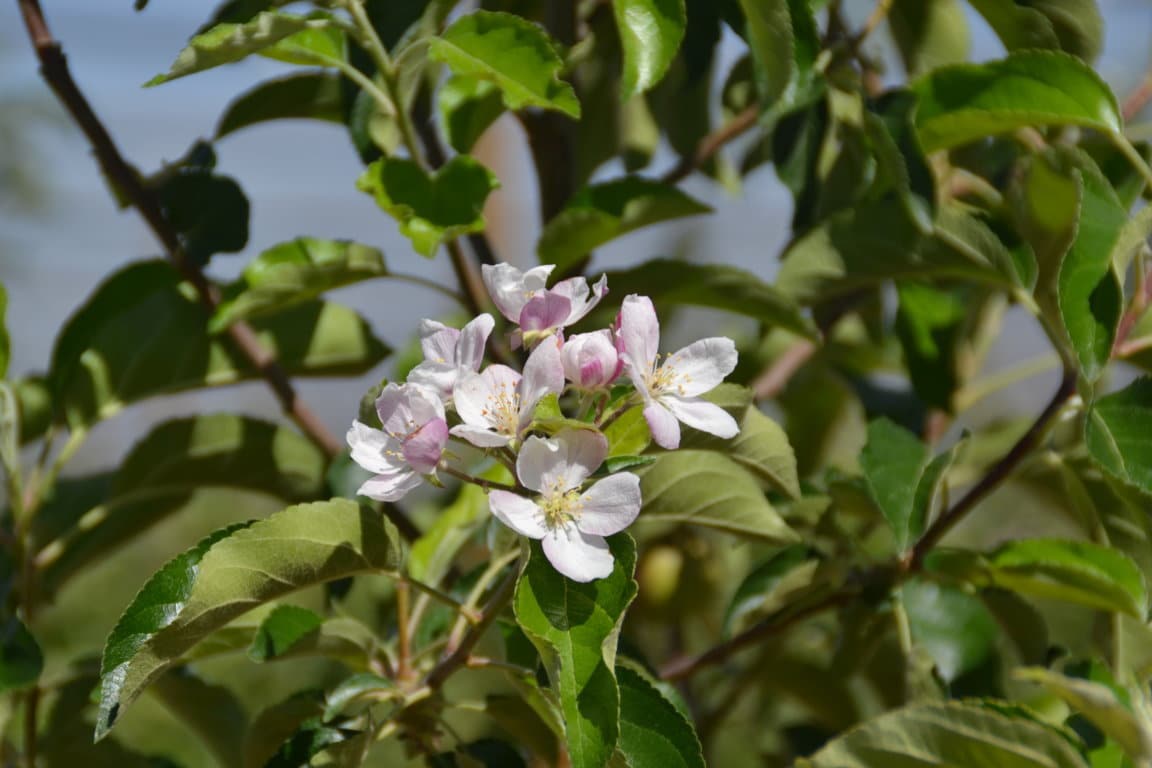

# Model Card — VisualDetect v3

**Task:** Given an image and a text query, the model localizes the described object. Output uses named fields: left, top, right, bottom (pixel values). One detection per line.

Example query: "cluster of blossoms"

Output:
left=348, top=263, right=740, bottom=582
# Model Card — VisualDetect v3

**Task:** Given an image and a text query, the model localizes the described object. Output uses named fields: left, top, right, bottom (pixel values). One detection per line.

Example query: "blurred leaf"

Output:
left=409, top=481, right=490, bottom=584
left=737, top=0, right=820, bottom=116
left=429, top=10, right=580, bottom=117
left=357, top=155, right=498, bottom=257
left=895, top=282, right=967, bottom=411
left=14, top=375, right=51, bottom=445
left=514, top=534, right=637, bottom=768
left=614, top=0, right=686, bottom=100
left=438, top=76, right=505, bottom=153
left=157, top=169, right=249, bottom=267
left=798, top=700, right=1089, bottom=767
left=96, top=499, right=403, bottom=739
left=215, top=72, right=346, bottom=139
left=722, top=545, right=819, bottom=637
left=980, top=589, right=1049, bottom=665
left=538, top=178, right=709, bottom=271
left=248, top=605, right=325, bottom=662
left=913, top=50, right=1121, bottom=152
left=638, top=450, right=799, bottom=542
left=967, top=0, right=1103, bottom=61
left=323, top=672, right=394, bottom=721
left=889, top=0, right=970, bottom=76
left=1086, top=378, right=1152, bottom=495
left=49, top=261, right=389, bottom=428
left=149, top=669, right=248, bottom=767
left=860, top=419, right=928, bottom=551
left=680, top=401, right=801, bottom=498
left=244, top=692, right=325, bottom=768
left=603, top=259, right=817, bottom=339
left=40, top=672, right=162, bottom=768
left=0, top=616, right=42, bottom=692
left=902, top=579, right=997, bottom=683
left=211, top=238, right=388, bottom=331
left=615, top=664, right=704, bottom=767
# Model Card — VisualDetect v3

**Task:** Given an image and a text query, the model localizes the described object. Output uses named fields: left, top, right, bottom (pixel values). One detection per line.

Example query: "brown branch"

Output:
left=660, top=105, right=760, bottom=186
left=424, top=565, right=517, bottom=689
left=1113, top=263, right=1152, bottom=356
left=1124, top=74, right=1152, bottom=121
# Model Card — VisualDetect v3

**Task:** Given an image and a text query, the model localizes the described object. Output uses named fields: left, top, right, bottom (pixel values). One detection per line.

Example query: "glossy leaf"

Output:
left=429, top=11, right=580, bottom=118
left=1086, top=378, right=1152, bottom=495
left=49, top=261, right=389, bottom=428
left=614, top=0, right=686, bottom=100
left=615, top=664, right=704, bottom=768
left=902, top=579, right=997, bottom=683
left=437, top=76, right=505, bottom=153
left=96, top=499, right=403, bottom=739
left=913, top=50, right=1121, bottom=152
left=860, top=419, right=928, bottom=551
left=0, top=616, right=42, bottom=692
left=215, top=72, right=346, bottom=139
left=248, top=605, right=325, bottom=662
left=638, top=450, right=799, bottom=542
left=211, top=238, right=388, bottom=331
left=514, top=535, right=637, bottom=768
left=357, top=155, right=499, bottom=257
left=537, top=178, right=710, bottom=272
left=738, top=0, right=820, bottom=115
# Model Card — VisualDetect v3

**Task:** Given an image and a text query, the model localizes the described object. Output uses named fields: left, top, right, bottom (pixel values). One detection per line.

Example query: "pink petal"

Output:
left=402, top=418, right=448, bottom=474
left=519, top=292, right=572, bottom=334
left=617, top=295, right=659, bottom=374
left=449, top=423, right=513, bottom=448
left=542, top=526, right=614, bottom=582
left=563, top=274, right=608, bottom=325
left=418, top=319, right=459, bottom=365
left=517, top=430, right=607, bottom=493
left=561, top=330, right=619, bottom=389
left=664, top=337, right=738, bottom=397
left=457, top=313, right=494, bottom=373
left=577, top=473, right=640, bottom=536
left=346, top=421, right=404, bottom=475
left=377, top=383, right=444, bottom=437
left=481, top=263, right=555, bottom=322
left=662, top=395, right=739, bottom=439
left=357, top=468, right=422, bottom=502
left=644, top=401, right=681, bottom=450
left=489, top=490, right=547, bottom=539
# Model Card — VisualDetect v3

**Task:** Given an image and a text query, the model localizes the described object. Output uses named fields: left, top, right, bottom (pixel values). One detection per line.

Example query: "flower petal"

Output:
left=562, top=330, right=619, bottom=389
left=664, top=337, right=738, bottom=397
left=449, top=423, right=512, bottom=448
left=542, top=527, right=614, bottom=582
left=357, top=468, right=422, bottom=502
left=407, top=361, right=456, bottom=400
left=457, top=313, right=494, bottom=373
left=516, top=434, right=563, bottom=493
left=560, top=273, right=608, bottom=325
left=644, top=401, right=681, bottom=449
left=453, top=365, right=520, bottom=430
left=519, top=291, right=572, bottom=333
left=517, top=430, right=607, bottom=493
left=481, top=263, right=555, bottom=322
left=418, top=319, right=459, bottom=365
left=402, top=418, right=448, bottom=474
left=617, top=294, right=659, bottom=373
left=577, top=472, right=640, bottom=536
left=517, top=337, right=564, bottom=432
left=378, top=383, right=444, bottom=437
left=489, top=490, right=547, bottom=539
left=346, top=421, right=404, bottom=475
left=661, top=394, right=740, bottom=439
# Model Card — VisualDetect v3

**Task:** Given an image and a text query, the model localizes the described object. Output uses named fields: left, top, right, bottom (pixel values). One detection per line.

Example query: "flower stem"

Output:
left=440, top=465, right=519, bottom=493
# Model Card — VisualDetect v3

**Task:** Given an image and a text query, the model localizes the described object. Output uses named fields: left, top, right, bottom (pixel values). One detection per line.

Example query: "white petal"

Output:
left=407, top=361, right=456, bottom=400
left=517, top=430, right=607, bottom=493
left=457, top=313, right=494, bottom=373
left=346, top=421, right=404, bottom=475
left=617, top=295, right=659, bottom=373
left=664, top=337, right=738, bottom=397
left=481, top=263, right=555, bottom=322
left=577, top=473, right=640, bottom=536
left=358, top=469, right=422, bottom=502
left=644, top=401, right=681, bottom=450
left=517, top=337, right=564, bottom=431
left=418, top=319, right=459, bottom=365
left=662, top=395, right=740, bottom=439
left=378, top=383, right=444, bottom=436
left=516, top=434, right=564, bottom=493
left=564, top=274, right=608, bottom=325
left=542, top=527, right=614, bottom=582
left=453, top=366, right=520, bottom=429
left=489, top=490, right=547, bottom=539
left=449, top=423, right=512, bottom=448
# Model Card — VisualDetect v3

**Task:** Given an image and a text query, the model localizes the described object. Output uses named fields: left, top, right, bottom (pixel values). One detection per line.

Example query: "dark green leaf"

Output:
left=14, top=375, right=51, bottom=445
left=968, top=0, right=1103, bottom=61
left=537, top=178, right=710, bottom=272
left=211, top=238, right=388, bottom=331
left=438, top=76, right=505, bottom=153
left=722, top=545, right=818, bottom=637
left=158, top=170, right=249, bottom=267
left=902, top=579, right=997, bottom=683
left=913, top=50, right=1121, bottom=152
left=614, top=0, right=686, bottom=100
left=895, top=282, right=968, bottom=411
left=860, top=418, right=929, bottom=551
left=889, top=0, right=970, bottom=76
left=97, top=499, right=403, bottom=739
left=248, top=605, right=325, bottom=662
left=1086, top=378, right=1152, bottom=495
left=215, top=72, right=346, bottom=139
left=0, top=616, right=42, bottom=691
left=244, top=692, right=325, bottom=768
left=357, top=155, right=498, bottom=257
left=615, top=664, right=704, bottom=768
left=737, top=0, right=820, bottom=116
left=148, top=669, right=248, bottom=767
left=429, top=10, right=580, bottom=118
left=514, top=535, right=637, bottom=768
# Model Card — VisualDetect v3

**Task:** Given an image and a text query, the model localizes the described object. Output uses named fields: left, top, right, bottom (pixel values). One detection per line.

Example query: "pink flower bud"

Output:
left=561, top=330, right=620, bottom=389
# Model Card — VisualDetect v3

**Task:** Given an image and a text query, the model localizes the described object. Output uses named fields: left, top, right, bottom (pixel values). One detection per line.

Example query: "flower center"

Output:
left=480, top=381, right=522, bottom=435
left=647, top=354, right=688, bottom=396
left=540, top=489, right=582, bottom=530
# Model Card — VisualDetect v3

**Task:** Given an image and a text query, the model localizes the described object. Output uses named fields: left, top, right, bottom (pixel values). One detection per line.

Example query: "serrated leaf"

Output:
left=860, top=419, right=929, bottom=551
left=248, top=605, right=324, bottom=662
left=614, top=0, right=686, bottom=100
left=737, top=0, right=820, bottom=117
left=514, top=535, right=636, bottom=768
left=212, top=238, right=388, bottom=331
left=438, top=76, right=505, bottom=154
left=96, top=499, right=403, bottom=739
left=799, top=700, right=1089, bottom=767
left=638, top=450, right=799, bottom=542
left=913, top=50, right=1121, bottom=152
left=215, top=72, right=346, bottom=139
left=615, top=664, right=704, bottom=768
left=48, top=261, right=389, bottom=429
left=1086, top=378, right=1152, bottom=495
left=537, top=178, right=710, bottom=272
left=0, top=616, right=42, bottom=692
left=429, top=10, right=580, bottom=118
left=357, top=155, right=499, bottom=257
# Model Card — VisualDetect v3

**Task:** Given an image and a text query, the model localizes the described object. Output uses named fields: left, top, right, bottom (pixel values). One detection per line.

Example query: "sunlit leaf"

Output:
left=615, top=664, right=704, bottom=767
left=614, top=0, right=686, bottom=100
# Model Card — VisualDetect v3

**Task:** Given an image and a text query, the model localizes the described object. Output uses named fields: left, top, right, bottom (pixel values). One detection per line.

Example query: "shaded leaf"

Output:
left=0, top=616, right=42, bottom=692
left=248, top=605, right=325, bottom=662
left=0, top=282, right=7, bottom=379
left=889, top=0, right=970, bottom=76
left=216, top=72, right=346, bottom=139
left=614, top=0, right=686, bottom=100
left=409, top=481, right=490, bottom=584
left=679, top=400, right=801, bottom=498
left=722, top=545, right=819, bottom=637
left=14, top=375, right=51, bottom=445
left=737, top=0, right=820, bottom=117
left=895, top=282, right=968, bottom=411
left=860, top=419, right=928, bottom=551
left=1086, top=378, right=1152, bottom=495
left=323, top=672, right=395, bottom=721
left=158, top=169, right=250, bottom=267
left=615, top=664, right=704, bottom=768
left=438, top=76, right=505, bottom=153
left=149, top=669, right=248, bottom=767
left=968, top=0, right=1103, bottom=61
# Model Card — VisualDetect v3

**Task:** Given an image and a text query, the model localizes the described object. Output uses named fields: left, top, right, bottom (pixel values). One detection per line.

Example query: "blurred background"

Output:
left=1, top=1, right=1152, bottom=764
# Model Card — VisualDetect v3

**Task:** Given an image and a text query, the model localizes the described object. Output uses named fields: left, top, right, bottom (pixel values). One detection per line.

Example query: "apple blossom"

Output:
left=617, top=294, right=739, bottom=450
left=481, top=262, right=608, bottom=343
left=488, top=430, right=640, bottom=581
left=407, top=313, right=494, bottom=401
left=450, top=336, right=564, bottom=447
left=561, top=330, right=621, bottom=389
left=346, top=383, right=449, bottom=501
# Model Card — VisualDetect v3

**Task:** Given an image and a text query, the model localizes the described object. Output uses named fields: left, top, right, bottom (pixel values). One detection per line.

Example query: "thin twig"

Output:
left=425, top=565, right=518, bottom=689
left=660, top=105, right=760, bottom=185
left=1124, top=74, right=1152, bottom=121
left=751, top=341, right=817, bottom=401
left=853, top=0, right=894, bottom=48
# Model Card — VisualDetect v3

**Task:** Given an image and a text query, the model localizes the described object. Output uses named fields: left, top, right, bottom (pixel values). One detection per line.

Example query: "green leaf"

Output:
left=986, top=538, right=1147, bottom=617
left=211, top=238, right=388, bottom=331
left=48, top=261, right=389, bottom=429
left=184, top=613, right=377, bottom=669
left=357, top=155, right=499, bottom=257
left=737, top=0, right=820, bottom=116
left=409, top=476, right=500, bottom=584
left=603, top=259, right=817, bottom=339
left=679, top=399, right=801, bottom=498
left=615, top=664, right=704, bottom=768
left=158, top=169, right=250, bottom=267
left=248, top=605, right=325, bottom=662
left=913, top=50, right=1121, bottom=153
left=902, top=579, right=997, bottom=683
left=1086, top=378, right=1152, bottom=494
left=428, top=10, right=580, bottom=118
left=889, top=0, right=970, bottom=76
left=0, top=616, right=42, bottom=692
left=148, top=669, right=248, bottom=768
left=215, top=72, right=346, bottom=139
left=605, top=406, right=651, bottom=457
left=968, top=0, right=1103, bottom=61
left=244, top=692, right=325, bottom=768
left=638, top=450, right=799, bottom=542
left=799, top=700, right=1089, bottom=767
left=96, top=498, right=404, bottom=739
left=14, top=375, right=51, bottom=445
left=895, top=282, right=968, bottom=411
left=860, top=419, right=929, bottom=551
left=722, top=545, right=820, bottom=637
left=323, top=672, right=395, bottom=721
left=614, top=0, right=687, bottom=100
left=147, top=12, right=337, bottom=85
left=438, top=76, right=505, bottom=153
left=537, top=178, right=710, bottom=272
left=513, top=534, right=637, bottom=768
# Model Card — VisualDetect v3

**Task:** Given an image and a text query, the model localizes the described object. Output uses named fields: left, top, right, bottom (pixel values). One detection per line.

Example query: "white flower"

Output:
left=481, top=262, right=608, bottom=343
left=561, top=330, right=620, bottom=389
left=407, top=313, right=494, bottom=401
left=481, top=263, right=556, bottom=323
left=488, top=430, right=640, bottom=582
left=616, top=294, right=739, bottom=450
left=450, top=336, right=564, bottom=447
left=347, top=383, right=448, bottom=501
